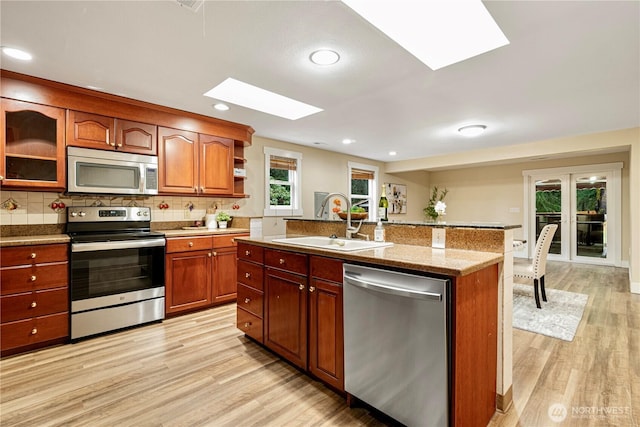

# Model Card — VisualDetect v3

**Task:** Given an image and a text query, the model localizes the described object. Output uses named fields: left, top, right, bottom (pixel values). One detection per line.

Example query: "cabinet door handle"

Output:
left=188, top=242, right=194, bottom=247
left=298, top=284, right=305, bottom=291
left=279, top=258, right=285, bottom=265
left=245, top=272, right=251, bottom=278
left=244, top=297, right=250, bottom=304
left=194, top=187, right=198, bottom=193
left=117, top=143, right=122, bottom=148
left=31, top=275, right=37, bottom=282
left=31, top=253, right=37, bottom=259
left=31, top=328, right=38, bottom=335
left=31, top=301, right=37, bottom=308
left=309, top=286, right=316, bottom=293
left=200, top=187, right=204, bottom=193
left=213, top=251, right=217, bottom=256
left=245, top=250, right=251, bottom=256
left=208, top=252, right=212, bottom=257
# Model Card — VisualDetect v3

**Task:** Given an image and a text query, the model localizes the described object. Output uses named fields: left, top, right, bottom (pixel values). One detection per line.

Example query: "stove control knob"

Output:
left=79, top=211, right=86, bottom=217
left=137, top=212, right=141, bottom=216
left=70, top=211, right=78, bottom=217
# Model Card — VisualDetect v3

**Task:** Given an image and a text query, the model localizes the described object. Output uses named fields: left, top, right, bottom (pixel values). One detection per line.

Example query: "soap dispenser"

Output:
left=374, top=219, right=386, bottom=242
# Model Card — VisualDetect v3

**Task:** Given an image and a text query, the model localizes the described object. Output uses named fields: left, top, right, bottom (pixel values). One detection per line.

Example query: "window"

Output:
left=348, top=161, right=379, bottom=219
left=264, top=147, right=303, bottom=216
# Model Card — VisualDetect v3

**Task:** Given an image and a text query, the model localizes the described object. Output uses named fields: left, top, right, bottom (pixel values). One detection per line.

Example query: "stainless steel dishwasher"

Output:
left=343, top=264, right=450, bottom=427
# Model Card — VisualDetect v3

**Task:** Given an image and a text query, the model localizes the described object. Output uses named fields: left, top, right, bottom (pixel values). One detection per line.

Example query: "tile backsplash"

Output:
left=0, top=190, right=248, bottom=226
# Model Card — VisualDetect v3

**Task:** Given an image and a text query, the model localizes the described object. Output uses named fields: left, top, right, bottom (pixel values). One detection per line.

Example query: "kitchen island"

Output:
left=235, top=234, right=504, bottom=426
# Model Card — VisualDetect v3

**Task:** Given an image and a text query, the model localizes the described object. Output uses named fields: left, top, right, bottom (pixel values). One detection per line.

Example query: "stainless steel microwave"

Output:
left=67, top=146, right=158, bottom=196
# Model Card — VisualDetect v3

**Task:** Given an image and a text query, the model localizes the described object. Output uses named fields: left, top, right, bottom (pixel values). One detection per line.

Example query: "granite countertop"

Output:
left=161, top=227, right=250, bottom=237
left=236, top=235, right=503, bottom=277
left=285, top=217, right=522, bottom=230
left=1, top=234, right=71, bottom=247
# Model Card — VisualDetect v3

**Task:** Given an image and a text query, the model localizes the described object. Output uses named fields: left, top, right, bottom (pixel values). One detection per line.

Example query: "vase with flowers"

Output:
left=423, top=186, right=448, bottom=222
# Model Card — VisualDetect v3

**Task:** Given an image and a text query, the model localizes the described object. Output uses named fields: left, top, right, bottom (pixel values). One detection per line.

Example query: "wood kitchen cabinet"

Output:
left=67, top=111, right=157, bottom=155
left=237, top=242, right=265, bottom=342
left=309, top=256, right=344, bottom=392
left=158, top=127, right=234, bottom=195
left=0, top=243, right=69, bottom=355
left=1, top=98, right=66, bottom=190
left=264, top=249, right=309, bottom=370
left=165, top=233, right=248, bottom=315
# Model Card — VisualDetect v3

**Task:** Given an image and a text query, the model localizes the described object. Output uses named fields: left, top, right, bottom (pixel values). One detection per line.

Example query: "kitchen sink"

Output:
left=271, top=236, right=393, bottom=252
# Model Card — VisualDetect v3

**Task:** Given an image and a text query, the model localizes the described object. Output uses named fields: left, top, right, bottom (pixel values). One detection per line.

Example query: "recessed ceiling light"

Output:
left=309, top=49, right=340, bottom=65
left=342, top=0, right=509, bottom=70
left=1, top=47, right=32, bottom=61
left=458, top=124, right=487, bottom=137
left=203, top=78, right=322, bottom=120
left=389, top=151, right=397, bottom=156
left=213, top=103, right=230, bottom=111
left=342, top=138, right=356, bottom=145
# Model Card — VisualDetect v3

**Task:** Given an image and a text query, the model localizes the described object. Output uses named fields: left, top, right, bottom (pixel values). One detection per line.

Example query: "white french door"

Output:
left=524, top=163, right=622, bottom=266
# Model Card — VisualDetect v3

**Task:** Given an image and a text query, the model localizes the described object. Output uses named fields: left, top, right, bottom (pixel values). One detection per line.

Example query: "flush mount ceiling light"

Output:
left=458, top=124, right=487, bottom=137
left=213, top=103, right=229, bottom=111
left=389, top=151, right=397, bottom=156
left=342, top=0, right=509, bottom=70
left=204, top=78, right=322, bottom=120
left=309, top=49, right=340, bottom=65
left=342, top=138, right=356, bottom=145
left=1, top=47, right=32, bottom=61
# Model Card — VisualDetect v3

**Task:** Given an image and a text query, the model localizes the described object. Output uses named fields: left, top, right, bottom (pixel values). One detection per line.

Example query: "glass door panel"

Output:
left=573, top=174, right=608, bottom=260
left=535, top=178, right=564, bottom=256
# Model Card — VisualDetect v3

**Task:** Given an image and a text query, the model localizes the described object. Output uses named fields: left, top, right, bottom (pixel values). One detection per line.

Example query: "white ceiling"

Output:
left=1, top=1, right=638, bottom=164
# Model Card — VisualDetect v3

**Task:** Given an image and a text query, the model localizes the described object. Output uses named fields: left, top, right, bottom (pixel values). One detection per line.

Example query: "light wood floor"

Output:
left=1, top=261, right=637, bottom=426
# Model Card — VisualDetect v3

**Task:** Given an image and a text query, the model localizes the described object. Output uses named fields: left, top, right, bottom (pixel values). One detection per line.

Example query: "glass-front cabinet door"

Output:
left=1, top=98, right=66, bottom=190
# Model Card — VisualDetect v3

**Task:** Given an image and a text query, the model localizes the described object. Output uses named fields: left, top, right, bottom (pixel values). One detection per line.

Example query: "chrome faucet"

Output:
left=317, top=192, right=363, bottom=239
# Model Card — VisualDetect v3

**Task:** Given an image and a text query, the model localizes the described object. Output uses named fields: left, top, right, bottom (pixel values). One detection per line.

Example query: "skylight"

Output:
left=342, top=0, right=509, bottom=70
left=203, top=78, right=323, bottom=120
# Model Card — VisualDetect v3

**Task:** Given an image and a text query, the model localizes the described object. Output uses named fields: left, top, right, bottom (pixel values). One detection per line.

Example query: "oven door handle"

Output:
left=72, top=238, right=166, bottom=252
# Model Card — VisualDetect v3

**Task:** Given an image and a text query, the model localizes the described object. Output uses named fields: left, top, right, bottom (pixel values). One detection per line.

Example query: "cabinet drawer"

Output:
left=265, top=249, right=308, bottom=275
left=237, top=308, right=263, bottom=343
left=237, top=242, right=264, bottom=263
left=310, top=256, right=344, bottom=283
left=1, top=312, right=68, bottom=352
left=1, top=262, right=68, bottom=295
left=213, top=233, right=248, bottom=248
left=0, top=244, right=68, bottom=267
left=1, top=287, right=68, bottom=323
left=166, top=236, right=212, bottom=253
left=237, top=283, right=263, bottom=317
left=238, top=260, right=264, bottom=291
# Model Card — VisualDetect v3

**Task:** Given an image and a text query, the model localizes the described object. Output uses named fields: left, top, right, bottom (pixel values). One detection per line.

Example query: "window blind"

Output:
left=351, top=168, right=374, bottom=180
left=270, top=156, right=297, bottom=171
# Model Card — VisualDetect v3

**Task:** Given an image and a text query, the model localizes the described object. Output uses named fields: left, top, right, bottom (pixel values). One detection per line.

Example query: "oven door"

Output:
left=70, top=238, right=165, bottom=312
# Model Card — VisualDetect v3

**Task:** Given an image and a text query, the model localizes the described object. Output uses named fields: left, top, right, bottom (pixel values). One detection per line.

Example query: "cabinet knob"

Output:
left=244, top=297, right=250, bottom=304
left=0, top=175, right=4, bottom=181
left=245, top=272, right=251, bottom=278
left=200, top=187, right=204, bottom=193
left=245, top=250, right=251, bottom=256
left=243, top=322, right=251, bottom=329
left=279, top=258, right=285, bottom=265
left=213, top=251, right=217, bottom=257
left=31, top=253, right=37, bottom=259
left=208, top=252, right=212, bottom=257
left=298, top=284, right=305, bottom=291
left=231, top=238, right=235, bottom=243
left=31, top=301, right=37, bottom=308
left=309, top=286, right=316, bottom=293
left=194, top=187, right=198, bottom=193
left=188, top=242, right=193, bottom=247
left=31, top=328, right=38, bottom=335
left=117, top=143, right=122, bottom=148
left=31, top=275, right=37, bottom=282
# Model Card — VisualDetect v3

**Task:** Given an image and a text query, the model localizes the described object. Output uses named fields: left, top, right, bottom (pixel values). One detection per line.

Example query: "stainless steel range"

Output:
left=67, top=206, right=165, bottom=340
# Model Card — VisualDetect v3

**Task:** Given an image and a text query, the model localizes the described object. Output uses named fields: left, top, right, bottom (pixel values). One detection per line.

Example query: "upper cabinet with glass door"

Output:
left=1, top=98, right=66, bottom=190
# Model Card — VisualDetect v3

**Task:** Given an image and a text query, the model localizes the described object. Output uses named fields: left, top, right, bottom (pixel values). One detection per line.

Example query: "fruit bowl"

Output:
left=337, top=212, right=368, bottom=220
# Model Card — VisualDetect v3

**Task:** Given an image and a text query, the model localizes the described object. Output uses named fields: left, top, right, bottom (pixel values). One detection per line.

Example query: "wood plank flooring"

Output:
left=1, top=261, right=638, bottom=426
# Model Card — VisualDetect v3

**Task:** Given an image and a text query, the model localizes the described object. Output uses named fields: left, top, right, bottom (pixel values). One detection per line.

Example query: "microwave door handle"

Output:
left=139, top=163, right=145, bottom=194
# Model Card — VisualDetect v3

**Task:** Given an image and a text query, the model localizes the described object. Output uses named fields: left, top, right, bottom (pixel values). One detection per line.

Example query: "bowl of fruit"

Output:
left=337, top=206, right=368, bottom=221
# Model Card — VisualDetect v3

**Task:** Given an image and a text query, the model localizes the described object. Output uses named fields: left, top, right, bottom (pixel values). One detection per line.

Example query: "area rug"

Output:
left=512, top=283, right=589, bottom=341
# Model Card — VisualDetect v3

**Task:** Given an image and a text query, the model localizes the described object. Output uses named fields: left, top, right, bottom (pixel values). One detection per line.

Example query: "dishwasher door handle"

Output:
left=344, top=273, right=442, bottom=301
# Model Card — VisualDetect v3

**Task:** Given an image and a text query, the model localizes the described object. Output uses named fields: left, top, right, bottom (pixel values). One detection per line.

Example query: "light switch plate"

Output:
left=432, top=228, right=446, bottom=249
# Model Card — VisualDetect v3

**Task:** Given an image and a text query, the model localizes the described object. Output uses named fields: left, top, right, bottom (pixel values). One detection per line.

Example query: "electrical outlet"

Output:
left=432, top=228, right=446, bottom=249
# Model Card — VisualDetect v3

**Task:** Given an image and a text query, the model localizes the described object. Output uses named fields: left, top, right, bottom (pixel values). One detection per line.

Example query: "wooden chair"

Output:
left=514, top=224, right=558, bottom=309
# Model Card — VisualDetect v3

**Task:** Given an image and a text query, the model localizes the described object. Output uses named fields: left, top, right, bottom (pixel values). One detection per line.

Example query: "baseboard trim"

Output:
left=496, top=386, right=513, bottom=413
left=630, top=278, right=640, bottom=294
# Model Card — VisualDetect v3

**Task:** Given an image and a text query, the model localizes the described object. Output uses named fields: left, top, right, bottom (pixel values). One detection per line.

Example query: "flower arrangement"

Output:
left=423, top=186, right=448, bottom=221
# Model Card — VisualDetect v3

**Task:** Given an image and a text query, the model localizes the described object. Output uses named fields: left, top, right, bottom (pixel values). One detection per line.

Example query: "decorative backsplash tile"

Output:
left=0, top=190, right=248, bottom=226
